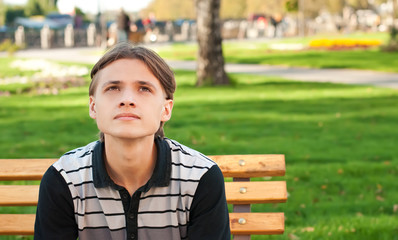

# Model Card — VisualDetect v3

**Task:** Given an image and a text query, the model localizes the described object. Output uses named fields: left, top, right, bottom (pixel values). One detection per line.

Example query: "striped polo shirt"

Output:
left=35, top=137, right=230, bottom=240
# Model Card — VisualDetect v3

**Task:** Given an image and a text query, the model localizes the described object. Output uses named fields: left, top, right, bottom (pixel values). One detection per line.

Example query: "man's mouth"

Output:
left=114, top=113, right=140, bottom=120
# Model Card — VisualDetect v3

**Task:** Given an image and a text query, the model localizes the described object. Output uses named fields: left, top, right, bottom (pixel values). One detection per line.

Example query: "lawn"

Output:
left=1, top=60, right=398, bottom=239
left=157, top=32, right=398, bottom=73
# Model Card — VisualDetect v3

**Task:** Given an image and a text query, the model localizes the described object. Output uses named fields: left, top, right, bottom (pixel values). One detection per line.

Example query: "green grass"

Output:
left=157, top=32, right=398, bottom=72
left=1, top=67, right=398, bottom=239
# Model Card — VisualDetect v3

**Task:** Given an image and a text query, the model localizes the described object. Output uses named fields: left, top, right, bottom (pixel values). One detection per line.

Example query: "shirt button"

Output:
left=129, top=213, right=135, bottom=220
left=122, top=194, right=128, bottom=200
left=130, top=233, right=136, bottom=239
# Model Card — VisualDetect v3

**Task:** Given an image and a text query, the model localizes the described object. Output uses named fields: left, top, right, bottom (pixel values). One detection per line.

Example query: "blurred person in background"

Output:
left=116, top=8, right=130, bottom=42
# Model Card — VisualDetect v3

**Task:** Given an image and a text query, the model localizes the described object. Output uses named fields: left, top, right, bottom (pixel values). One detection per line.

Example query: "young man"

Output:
left=34, top=43, right=230, bottom=240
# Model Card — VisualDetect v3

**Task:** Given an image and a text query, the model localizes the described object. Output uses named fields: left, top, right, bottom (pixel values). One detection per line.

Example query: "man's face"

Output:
left=89, top=59, right=173, bottom=141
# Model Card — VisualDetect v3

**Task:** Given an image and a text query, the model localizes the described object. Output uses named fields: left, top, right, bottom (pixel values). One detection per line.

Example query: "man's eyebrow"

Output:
left=137, top=80, right=156, bottom=88
left=101, top=80, right=121, bottom=88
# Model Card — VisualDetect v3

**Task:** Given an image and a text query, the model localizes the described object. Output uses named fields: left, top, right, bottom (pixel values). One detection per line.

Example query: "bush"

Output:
left=0, top=39, right=23, bottom=56
left=381, top=27, right=398, bottom=52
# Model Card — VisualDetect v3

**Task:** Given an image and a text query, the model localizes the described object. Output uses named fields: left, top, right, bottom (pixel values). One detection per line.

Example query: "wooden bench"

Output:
left=0, top=155, right=286, bottom=239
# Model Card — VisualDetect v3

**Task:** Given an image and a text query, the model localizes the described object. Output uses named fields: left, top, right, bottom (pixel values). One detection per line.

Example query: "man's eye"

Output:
left=140, top=86, right=151, bottom=92
left=107, top=86, right=119, bottom=91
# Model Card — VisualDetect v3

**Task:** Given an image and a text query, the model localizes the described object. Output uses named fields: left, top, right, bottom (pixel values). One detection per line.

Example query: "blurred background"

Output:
left=0, top=0, right=397, bottom=48
left=1, top=1, right=398, bottom=240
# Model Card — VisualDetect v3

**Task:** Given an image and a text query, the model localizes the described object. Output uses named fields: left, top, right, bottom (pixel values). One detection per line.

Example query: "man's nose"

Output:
left=119, top=89, right=136, bottom=107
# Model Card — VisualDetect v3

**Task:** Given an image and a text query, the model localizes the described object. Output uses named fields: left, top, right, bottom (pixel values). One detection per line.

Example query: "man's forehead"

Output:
left=97, top=59, right=161, bottom=85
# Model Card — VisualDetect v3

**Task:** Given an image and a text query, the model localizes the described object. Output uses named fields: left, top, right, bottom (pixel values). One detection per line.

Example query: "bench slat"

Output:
left=0, top=159, right=55, bottom=181
left=0, top=181, right=287, bottom=206
left=0, top=155, right=285, bottom=180
left=230, top=212, right=285, bottom=235
left=0, top=214, right=35, bottom=235
left=0, top=213, right=285, bottom=236
left=229, top=213, right=285, bottom=235
left=211, top=154, right=285, bottom=178
left=0, top=185, right=40, bottom=206
left=225, top=181, right=287, bottom=204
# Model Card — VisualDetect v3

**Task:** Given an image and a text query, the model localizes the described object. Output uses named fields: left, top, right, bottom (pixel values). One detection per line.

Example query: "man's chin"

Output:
left=103, top=132, right=156, bottom=141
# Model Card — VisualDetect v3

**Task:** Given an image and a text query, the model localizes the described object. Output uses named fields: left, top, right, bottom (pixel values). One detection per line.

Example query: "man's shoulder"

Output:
left=164, top=138, right=216, bottom=169
left=53, top=141, right=99, bottom=172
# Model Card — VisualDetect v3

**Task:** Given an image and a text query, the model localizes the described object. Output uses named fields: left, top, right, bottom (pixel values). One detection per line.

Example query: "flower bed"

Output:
left=309, top=39, right=382, bottom=50
left=0, top=59, right=89, bottom=96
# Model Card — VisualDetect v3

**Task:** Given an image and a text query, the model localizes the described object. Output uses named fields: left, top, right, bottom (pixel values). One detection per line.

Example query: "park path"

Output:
left=3, top=46, right=398, bottom=89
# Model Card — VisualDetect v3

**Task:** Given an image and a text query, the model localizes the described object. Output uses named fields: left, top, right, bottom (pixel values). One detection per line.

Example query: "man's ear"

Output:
left=161, top=99, right=173, bottom=122
left=89, top=96, right=96, bottom=120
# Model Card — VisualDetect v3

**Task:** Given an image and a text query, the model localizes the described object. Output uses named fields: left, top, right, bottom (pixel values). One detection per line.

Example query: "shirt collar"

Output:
left=92, top=137, right=172, bottom=192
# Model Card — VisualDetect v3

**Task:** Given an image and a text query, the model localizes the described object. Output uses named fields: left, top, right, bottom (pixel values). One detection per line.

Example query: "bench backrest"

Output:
left=0, top=155, right=286, bottom=239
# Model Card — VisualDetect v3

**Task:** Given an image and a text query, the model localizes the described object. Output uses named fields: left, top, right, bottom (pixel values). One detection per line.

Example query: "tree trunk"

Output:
left=298, top=0, right=305, bottom=36
left=391, top=0, right=397, bottom=43
left=195, top=0, right=229, bottom=86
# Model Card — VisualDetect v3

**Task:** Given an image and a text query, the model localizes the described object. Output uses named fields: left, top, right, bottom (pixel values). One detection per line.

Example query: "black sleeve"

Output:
left=187, top=165, right=231, bottom=240
left=34, top=166, right=78, bottom=240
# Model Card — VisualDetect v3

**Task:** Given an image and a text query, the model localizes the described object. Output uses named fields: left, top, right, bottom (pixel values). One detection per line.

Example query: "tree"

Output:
left=24, top=0, right=57, bottom=17
left=5, top=6, right=25, bottom=25
left=386, top=0, right=398, bottom=50
left=195, top=0, right=229, bottom=86
left=285, top=0, right=298, bottom=12
left=0, top=0, right=5, bottom=26
left=25, top=0, right=44, bottom=16
left=142, top=0, right=195, bottom=20
left=246, top=0, right=284, bottom=15
left=220, top=0, right=246, bottom=19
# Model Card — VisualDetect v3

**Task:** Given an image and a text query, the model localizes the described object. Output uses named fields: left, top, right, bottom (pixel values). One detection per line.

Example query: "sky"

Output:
left=3, top=0, right=153, bottom=14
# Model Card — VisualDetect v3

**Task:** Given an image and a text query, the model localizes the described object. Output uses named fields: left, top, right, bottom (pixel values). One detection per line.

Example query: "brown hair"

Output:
left=89, top=42, right=176, bottom=141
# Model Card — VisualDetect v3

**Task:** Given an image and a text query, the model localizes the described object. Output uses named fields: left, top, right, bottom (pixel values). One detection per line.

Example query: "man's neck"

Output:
left=103, top=135, right=157, bottom=195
